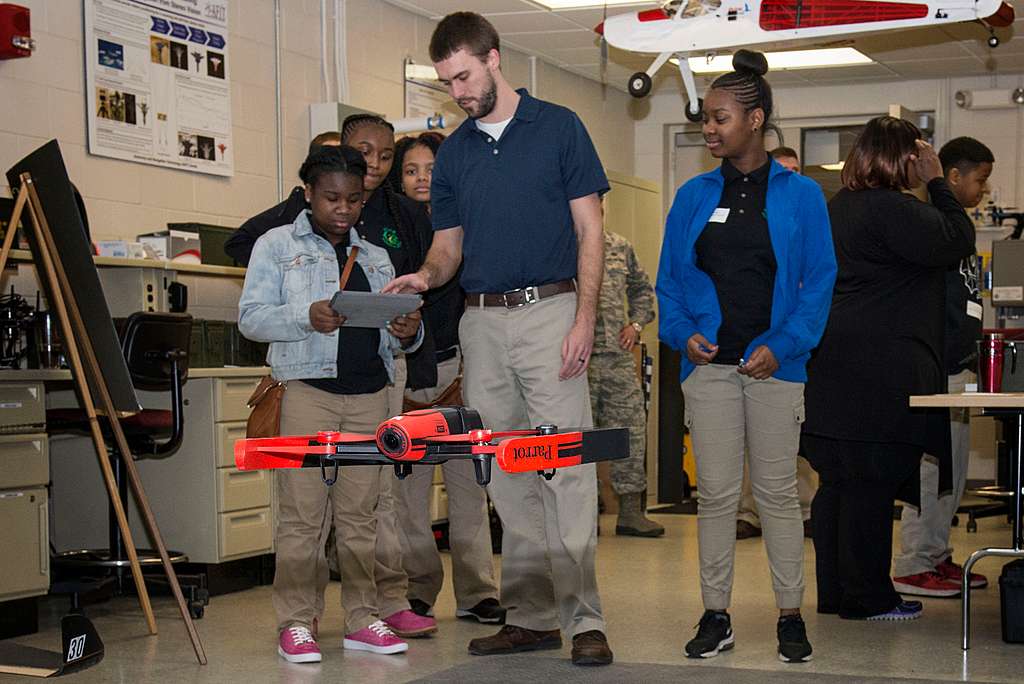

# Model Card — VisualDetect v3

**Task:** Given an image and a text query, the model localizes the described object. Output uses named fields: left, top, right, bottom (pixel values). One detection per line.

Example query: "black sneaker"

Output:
left=777, top=614, right=813, bottom=663
left=685, top=610, right=734, bottom=658
left=456, top=598, right=507, bottom=624
left=408, top=598, right=434, bottom=618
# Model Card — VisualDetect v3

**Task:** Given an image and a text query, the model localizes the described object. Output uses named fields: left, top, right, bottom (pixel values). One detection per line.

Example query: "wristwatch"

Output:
left=630, top=322, right=643, bottom=335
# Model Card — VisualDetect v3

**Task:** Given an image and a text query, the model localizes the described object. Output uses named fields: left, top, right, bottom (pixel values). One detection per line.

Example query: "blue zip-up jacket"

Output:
left=238, top=211, right=423, bottom=383
left=656, top=159, right=837, bottom=383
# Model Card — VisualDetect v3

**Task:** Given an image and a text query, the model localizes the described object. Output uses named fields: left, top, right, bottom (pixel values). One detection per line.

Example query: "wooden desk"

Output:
left=910, top=393, right=1024, bottom=649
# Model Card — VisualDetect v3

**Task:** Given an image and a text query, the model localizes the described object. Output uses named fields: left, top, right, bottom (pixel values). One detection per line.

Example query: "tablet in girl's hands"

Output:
left=329, top=291, right=422, bottom=328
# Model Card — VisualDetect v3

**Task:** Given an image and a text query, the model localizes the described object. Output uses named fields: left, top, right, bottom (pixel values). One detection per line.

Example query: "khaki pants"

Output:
left=395, top=350, right=499, bottom=609
left=375, top=356, right=410, bottom=613
left=461, top=292, right=604, bottom=637
left=738, top=456, right=817, bottom=525
left=682, top=364, right=806, bottom=610
left=895, top=368, right=974, bottom=576
left=273, top=381, right=394, bottom=635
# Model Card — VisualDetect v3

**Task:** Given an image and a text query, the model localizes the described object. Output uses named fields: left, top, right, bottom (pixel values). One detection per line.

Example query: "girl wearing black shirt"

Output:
left=657, top=51, right=836, bottom=664
left=802, top=117, right=975, bottom=621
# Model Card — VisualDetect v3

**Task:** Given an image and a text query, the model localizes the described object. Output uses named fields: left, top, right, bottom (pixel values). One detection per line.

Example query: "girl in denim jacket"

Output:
left=238, top=146, right=430, bottom=662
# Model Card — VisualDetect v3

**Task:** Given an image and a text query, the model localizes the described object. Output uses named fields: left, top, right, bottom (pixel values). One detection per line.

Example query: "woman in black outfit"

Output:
left=802, top=117, right=975, bottom=621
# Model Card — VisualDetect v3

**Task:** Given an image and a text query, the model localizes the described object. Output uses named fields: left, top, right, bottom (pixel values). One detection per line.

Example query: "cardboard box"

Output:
left=137, top=229, right=201, bottom=263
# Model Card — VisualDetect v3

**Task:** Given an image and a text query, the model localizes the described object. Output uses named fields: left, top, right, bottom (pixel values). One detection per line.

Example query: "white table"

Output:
left=909, top=393, right=1024, bottom=649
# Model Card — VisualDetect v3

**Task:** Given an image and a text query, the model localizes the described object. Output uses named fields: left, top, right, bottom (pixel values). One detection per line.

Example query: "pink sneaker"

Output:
left=383, top=609, right=438, bottom=638
left=278, top=625, right=322, bottom=663
left=343, top=620, right=409, bottom=654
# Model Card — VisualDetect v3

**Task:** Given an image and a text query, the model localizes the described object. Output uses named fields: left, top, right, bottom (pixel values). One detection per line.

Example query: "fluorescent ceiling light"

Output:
left=533, top=0, right=648, bottom=8
left=671, top=48, right=872, bottom=73
left=820, top=162, right=845, bottom=171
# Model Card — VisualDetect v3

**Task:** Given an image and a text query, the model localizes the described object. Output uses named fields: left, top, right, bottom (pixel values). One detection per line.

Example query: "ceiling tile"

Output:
left=501, top=29, right=601, bottom=51
left=483, top=11, right=580, bottom=33
left=389, top=0, right=538, bottom=17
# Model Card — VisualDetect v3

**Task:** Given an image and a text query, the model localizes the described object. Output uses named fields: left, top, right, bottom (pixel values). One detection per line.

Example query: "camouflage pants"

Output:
left=588, top=351, right=647, bottom=495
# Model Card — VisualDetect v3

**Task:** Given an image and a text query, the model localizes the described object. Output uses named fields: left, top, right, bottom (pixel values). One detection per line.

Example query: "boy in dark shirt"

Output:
left=893, top=137, right=993, bottom=597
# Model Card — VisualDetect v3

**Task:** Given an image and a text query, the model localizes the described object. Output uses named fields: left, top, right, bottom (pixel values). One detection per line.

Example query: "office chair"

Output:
left=48, top=312, right=208, bottom=618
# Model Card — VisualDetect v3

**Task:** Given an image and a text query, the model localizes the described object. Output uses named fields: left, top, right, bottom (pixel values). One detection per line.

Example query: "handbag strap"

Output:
left=339, top=245, right=359, bottom=290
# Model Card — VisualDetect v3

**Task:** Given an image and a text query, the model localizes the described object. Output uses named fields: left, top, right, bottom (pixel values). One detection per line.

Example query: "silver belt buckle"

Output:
left=503, top=286, right=538, bottom=309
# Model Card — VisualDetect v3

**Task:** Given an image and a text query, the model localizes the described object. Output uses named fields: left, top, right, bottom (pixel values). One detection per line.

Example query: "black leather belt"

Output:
left=436, top=346, right=459, bottom=363
left=466, top=280, right=576, bottom=309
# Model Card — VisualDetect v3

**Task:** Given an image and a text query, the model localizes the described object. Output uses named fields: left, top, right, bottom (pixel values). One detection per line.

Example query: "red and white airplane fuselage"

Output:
left=597, top=0, right=1014, bottom=111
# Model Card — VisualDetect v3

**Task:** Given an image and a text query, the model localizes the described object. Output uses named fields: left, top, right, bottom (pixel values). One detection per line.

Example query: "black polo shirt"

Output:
left=357, top=188, right=432, bottom=276
left=430, top=89, right=609, bottom=293
left=302, top=227, right=387, bottom=395
left=695, top=158, right=776, bottom=365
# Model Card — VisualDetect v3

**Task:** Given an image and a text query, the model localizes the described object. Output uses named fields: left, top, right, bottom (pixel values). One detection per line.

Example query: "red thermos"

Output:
left=979, top=333, right=1005, bottom=393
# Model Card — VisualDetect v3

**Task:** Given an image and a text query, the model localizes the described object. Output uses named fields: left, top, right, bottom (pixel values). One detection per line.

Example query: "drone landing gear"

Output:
left=471, top=456, right=492, bottom=487
left=394, top=463, right=413, bottom=480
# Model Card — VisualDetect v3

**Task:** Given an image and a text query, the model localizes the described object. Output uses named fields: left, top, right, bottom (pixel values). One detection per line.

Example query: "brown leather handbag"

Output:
left=244, top=246, right=361, bottom=438
left=402, top=367, right=464, bottom=412
left=246, top=376, right=286, bottom=438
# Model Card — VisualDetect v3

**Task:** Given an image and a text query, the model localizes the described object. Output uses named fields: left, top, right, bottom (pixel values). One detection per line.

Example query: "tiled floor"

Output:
left=2, top=512, right=1021, bottom=683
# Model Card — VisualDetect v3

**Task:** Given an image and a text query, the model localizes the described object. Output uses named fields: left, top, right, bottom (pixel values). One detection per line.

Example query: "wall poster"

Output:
left=85, top=0, right=233, bottom=176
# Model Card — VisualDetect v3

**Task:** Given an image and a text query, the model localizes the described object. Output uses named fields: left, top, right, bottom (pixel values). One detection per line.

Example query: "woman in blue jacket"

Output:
left=656, top=50, right=836, bottom=664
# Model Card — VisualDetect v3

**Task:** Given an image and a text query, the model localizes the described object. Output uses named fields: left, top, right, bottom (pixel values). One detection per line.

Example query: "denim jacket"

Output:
left=238, top=211, right=423, bottom=383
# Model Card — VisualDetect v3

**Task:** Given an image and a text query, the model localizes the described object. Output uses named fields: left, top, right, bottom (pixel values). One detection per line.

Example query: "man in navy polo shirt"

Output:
left=384, top=11, right=612, bottom=667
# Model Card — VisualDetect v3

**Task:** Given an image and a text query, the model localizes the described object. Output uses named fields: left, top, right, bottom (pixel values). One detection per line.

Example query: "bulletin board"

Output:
left=84, top=0, right=233, bottom=177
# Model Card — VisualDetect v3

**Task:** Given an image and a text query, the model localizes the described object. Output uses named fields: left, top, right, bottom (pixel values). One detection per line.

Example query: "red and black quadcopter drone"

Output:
left=234, top=406, right=629, bottom=486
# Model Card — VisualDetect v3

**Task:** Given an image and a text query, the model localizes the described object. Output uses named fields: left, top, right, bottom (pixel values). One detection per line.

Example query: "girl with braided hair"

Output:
left=342, top=115, right=438, bottom=395
left=656, top=49, right=836, bottom=662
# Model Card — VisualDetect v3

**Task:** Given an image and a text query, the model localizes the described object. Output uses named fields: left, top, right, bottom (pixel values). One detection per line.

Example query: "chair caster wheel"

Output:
left=967, top=519, right=978, bottom=533
left=189, top=600, right=204, bottom=619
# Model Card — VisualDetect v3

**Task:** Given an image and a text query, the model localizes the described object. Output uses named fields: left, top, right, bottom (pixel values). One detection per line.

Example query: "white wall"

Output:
left=634, top=73, right=1024, bottom=209
left=0, top=0, right=635, bottom=242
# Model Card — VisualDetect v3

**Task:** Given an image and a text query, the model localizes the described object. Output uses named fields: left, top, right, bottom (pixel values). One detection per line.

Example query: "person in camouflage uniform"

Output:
left=589, top=229, right=663, bottom=537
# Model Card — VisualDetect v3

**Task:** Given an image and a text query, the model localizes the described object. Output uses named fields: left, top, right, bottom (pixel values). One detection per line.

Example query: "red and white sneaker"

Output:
left=937, top=558, right=988, bottom=589
left=383, top=609, right=437, bottom=637
left=343, top=620, right=409, bottom=654
left=893, top=571, right=961, bottom=598
left=278, top=625, right=322, bottom=663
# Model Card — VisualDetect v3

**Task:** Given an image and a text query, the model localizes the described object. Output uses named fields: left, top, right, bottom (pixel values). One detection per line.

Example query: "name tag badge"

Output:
left=709, top=207, right=730, bottom=223
left=966, top=300, right=983, bottom=321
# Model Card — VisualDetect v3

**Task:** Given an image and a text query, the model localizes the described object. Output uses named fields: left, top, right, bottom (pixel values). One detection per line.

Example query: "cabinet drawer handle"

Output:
left=228, top=513, right=264, bottom=525
left=39, top=504, right=48, bottom=576
left=227, top=470, right=263, bottom=481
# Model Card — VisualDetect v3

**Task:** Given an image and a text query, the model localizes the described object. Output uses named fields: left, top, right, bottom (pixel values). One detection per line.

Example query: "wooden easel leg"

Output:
left=18, top=175, right=206, bottom=664
left=0, top=183, right=28, bottom=274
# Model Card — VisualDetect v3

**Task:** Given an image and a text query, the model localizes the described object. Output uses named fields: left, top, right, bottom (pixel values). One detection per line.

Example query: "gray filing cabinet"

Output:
left=0, top=381, right=49, bottom=602
left=50, top=372, right=272, bottom=565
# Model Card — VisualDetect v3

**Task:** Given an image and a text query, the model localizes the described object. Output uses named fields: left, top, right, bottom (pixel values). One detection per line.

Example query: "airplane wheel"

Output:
left=628, top=72, right=652, bottom=98
left=684, top=98, right=704, bottom=122
left=988, top=35, right=1000, bottom=48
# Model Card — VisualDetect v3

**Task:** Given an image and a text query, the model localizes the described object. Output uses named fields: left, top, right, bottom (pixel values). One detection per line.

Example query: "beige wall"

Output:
left=0, top=0, right=635, bottom=242
left=634, top=73, right=1024, bottom=209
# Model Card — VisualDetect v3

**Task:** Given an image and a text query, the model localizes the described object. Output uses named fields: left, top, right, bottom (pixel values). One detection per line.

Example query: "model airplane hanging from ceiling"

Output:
left=596, top=0, right=1015, bottom=119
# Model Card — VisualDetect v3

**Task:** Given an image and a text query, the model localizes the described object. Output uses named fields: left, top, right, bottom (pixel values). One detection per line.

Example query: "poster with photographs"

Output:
left=85, top=0, right=233, bottom=177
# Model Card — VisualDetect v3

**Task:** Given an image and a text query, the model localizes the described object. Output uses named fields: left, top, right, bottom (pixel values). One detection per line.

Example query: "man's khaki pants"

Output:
left=460, top=292, right=604, bottom=637
left=273, top=382, right=402, bottom=635
left=396, top=350, right=499, bottom=609
left=682, top=364, right=806, bottom=610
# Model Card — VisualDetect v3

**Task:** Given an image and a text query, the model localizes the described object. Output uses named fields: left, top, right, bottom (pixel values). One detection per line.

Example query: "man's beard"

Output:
left=458, top=74, right=498, bottom=119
